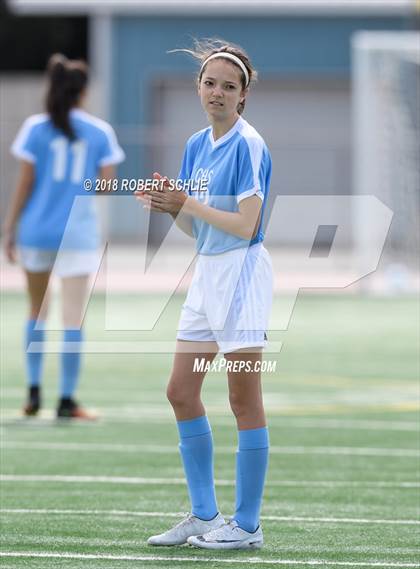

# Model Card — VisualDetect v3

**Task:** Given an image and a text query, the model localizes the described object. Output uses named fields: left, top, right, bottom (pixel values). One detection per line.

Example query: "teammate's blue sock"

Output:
left=25, top=319, right=45, bottom=387
left=60, top=329, right=83, bottom=398
left=234, top=426, right=269, bottom=533
left=177, top=415, right=218, bottom=521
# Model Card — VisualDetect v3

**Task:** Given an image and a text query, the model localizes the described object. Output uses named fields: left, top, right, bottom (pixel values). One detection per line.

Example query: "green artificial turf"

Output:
left=1, top=292, right=419, bottom=568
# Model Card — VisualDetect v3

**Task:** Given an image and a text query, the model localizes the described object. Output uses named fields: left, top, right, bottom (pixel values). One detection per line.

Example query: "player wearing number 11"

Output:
left=3, top=54, right=125, bottom=419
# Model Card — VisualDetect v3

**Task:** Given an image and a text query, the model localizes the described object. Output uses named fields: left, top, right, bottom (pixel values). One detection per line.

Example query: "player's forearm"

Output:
left=170, top=211, right=194, bottom=238
left=4, top=178, right=33, bottom=232
left=182, top=197, right=256, bottom=240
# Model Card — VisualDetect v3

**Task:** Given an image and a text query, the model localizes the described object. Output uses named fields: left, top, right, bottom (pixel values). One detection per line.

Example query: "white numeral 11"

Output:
left=50, top=137, right=87, bottom=183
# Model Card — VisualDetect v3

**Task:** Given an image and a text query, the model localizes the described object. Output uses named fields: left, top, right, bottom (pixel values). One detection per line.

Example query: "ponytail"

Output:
left=45, top=53, right=88, bottom=140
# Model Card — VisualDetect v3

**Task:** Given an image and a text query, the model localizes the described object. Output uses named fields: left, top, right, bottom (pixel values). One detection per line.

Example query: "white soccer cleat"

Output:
left=147, top=512, right=225, bottom=546
left=187, top=519, right=263, bottom=550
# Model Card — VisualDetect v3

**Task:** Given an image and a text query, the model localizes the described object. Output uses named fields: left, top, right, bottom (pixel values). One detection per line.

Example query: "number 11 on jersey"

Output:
left=50, top=136, right=87, bottom=184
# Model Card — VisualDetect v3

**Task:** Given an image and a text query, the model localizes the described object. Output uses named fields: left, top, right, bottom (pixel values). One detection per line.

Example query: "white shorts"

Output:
left=177, top=243, right=273, bottom=354
left=18, top=247, right=101, bottom=278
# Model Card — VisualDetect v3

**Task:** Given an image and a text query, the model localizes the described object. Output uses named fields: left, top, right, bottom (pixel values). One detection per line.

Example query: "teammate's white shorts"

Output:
left=177, top=243, right=273, bottom=354
left=18, top=247, right=101, bottom=278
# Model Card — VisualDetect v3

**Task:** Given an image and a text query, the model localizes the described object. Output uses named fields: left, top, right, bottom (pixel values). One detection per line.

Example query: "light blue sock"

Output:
left=60, top=329, right=83, bottom=398
left=177, top=415, right=218, bottom=521
left=234, top=427, right=269, bottom=533
left=25, top=319, right=45, bottom=387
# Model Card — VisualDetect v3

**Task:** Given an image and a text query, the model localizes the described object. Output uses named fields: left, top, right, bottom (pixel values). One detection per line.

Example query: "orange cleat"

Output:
left=23, top=387, right=41, bottom=416
left=57, top=398, right=97, bottom=420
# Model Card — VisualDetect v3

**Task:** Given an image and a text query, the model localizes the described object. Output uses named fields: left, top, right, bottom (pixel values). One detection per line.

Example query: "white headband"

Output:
left=200, top=53, right=250, bottom=87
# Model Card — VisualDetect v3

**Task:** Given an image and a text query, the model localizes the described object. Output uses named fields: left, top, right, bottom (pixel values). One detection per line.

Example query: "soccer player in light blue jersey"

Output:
left=137, top=39, right=273, bottom=550
left=4, top=54, right=125, bottom=419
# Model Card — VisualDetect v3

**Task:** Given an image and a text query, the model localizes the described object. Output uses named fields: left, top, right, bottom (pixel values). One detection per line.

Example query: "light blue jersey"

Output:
left=11, top=109, right=125, bottom=250
left=178, top=116, right=271, bottom=255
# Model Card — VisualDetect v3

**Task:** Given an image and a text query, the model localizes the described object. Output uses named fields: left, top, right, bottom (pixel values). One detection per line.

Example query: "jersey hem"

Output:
left=99, top=151, right=125, bottom=166
left=11, top=147, right=36, bottom=163
left=196, top=240, right=263, bottom=257
left=237, top=187, right=264, bottom=203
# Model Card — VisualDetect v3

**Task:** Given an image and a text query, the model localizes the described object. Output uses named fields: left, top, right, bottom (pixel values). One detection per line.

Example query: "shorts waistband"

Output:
left=197, top=242, right=263, bottom=260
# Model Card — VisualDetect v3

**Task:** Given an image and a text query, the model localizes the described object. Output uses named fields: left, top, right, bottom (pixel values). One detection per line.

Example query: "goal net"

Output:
left=352, top=31, right=419, bottom=286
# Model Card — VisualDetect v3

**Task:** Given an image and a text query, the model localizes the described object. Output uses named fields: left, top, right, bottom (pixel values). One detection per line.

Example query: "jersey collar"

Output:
left=209, top=116, right=244, bottom=149
left=69, top=108, right=89, bottom=120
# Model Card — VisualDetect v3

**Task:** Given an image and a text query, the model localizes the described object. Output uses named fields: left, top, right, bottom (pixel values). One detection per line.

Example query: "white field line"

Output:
left=2, top=395, right=418, bottom=408
left=3, top=405, right=420, bottom=424
left=27, top=340, right=285, bottom=353
left=0, top=552, right=419, bottom=567
left=2, top=379, right=417, bottom=396
left=2, top=412, right=419, bottom=431
left=1, top=474, right=419, bottom=489
left=101, top=416, right=420, bottom=431
left=1, top=508, right=419, bottom=526
left=2, top=535, right=420, bottom=555
left=1, top=440, right=419, bottom=457
left=257, top=418, right=420, bottom=432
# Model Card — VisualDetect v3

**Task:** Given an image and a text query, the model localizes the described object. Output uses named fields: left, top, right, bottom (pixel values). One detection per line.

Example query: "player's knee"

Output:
left=29, top=303, right=48, bottom=320
left=166, top=382, right=190, bottom=409
left=229, top=391, right=253, bottom=418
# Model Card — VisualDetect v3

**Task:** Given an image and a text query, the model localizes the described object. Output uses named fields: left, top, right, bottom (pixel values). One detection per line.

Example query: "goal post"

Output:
left=352, top=31, right=419, bottom=289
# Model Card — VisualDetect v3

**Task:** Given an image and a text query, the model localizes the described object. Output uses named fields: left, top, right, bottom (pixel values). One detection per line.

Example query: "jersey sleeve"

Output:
left=236, top=137, right=270, bottom=204
left=178, top=137, right=198, bottom=196
left=98, top=124, right=125, bottom=166
left=10, top=117, right=40, bottom=163
left=177, top=144, right=191, bottom=183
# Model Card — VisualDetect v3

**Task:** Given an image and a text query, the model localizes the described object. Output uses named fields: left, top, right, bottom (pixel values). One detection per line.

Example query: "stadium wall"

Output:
left=107, top=15, right=409, bottom=243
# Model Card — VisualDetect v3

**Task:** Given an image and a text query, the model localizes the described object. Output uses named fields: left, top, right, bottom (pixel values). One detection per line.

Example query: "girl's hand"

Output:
left=134, top=172, right=168, bottom=209
left=136, top=172, right=187, bottom=214
left=148, top=185, right=187, bottom=214
left=3, top=229, right=17, bottom=263
left=134, top=189, right=150, bottom=204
